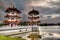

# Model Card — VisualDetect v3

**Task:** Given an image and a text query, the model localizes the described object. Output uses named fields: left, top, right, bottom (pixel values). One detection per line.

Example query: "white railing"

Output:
left=0, top=26, right=39, bottom=31
left=0, top=26, right=60, bottom=29
left=28, top=19, right=40, bottom=22
left=28, top=15, right=39, bottom=17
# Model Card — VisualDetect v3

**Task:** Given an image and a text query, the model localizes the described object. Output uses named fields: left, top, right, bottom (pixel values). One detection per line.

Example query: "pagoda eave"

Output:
left=28, top=9, right=39, bottom=15
left=5, top=15, right=21, bottom=18
left=5, top=7, right=21, bottom=13
left=28, top=16, right=39, bottom=18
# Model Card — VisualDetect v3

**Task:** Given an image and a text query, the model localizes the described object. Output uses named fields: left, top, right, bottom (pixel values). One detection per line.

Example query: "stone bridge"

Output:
left=0, top=26, right=40, bottom=40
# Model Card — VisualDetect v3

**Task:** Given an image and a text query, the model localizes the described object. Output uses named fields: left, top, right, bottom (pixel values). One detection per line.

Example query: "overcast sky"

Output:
left=0, top=0, right=60, bottom=23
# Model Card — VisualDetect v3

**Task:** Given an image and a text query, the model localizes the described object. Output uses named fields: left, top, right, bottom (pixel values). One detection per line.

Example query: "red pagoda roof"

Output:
left=5, top=7, right=21, bottom=13
left=28, top=9, right=39, bottom=15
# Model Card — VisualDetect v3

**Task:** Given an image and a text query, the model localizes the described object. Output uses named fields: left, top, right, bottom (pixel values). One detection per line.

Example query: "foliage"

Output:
left=40, top=23, right=58, bottom=26
left=19, top=22, right=27, bottom=26
left=0, top=23, right=7, bottom=26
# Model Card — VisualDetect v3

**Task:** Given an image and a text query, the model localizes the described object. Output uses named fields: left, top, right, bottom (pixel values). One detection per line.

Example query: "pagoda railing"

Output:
left=28, top=15, right=39, bottom=17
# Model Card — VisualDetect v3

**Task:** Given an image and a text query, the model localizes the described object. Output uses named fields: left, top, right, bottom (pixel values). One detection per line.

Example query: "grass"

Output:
left=0, top=35, right=26, bottom=40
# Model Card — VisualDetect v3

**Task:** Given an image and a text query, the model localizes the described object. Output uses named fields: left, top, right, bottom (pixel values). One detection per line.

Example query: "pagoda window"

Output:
left=11, top=18, right=14, bottom=20
left=34, top=18, right=37, bottom=20
left=12, top=12, right=14, bottom=14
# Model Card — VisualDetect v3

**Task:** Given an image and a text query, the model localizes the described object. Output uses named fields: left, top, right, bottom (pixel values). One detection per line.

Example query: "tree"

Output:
left=19, top=22, right=27, bottom=26
left=0, top=23, right=7, bottom=26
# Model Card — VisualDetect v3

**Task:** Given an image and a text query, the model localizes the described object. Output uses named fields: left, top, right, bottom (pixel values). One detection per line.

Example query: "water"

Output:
left=39, top=26, right=60, bottom=40
left=42, top=37, right=60, bottom=40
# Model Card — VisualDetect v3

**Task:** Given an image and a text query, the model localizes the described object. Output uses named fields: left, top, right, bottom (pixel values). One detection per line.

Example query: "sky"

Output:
left=0, top=0, right=60, bottom=23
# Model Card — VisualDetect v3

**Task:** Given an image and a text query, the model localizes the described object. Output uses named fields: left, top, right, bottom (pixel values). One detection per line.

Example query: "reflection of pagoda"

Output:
left=4, top=7, right=21, bottom=27
left=28, top=9, right=40, bottom=26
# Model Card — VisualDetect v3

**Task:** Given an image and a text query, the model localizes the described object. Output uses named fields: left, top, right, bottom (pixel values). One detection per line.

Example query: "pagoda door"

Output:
left=11, top=24, right=13, bottom=27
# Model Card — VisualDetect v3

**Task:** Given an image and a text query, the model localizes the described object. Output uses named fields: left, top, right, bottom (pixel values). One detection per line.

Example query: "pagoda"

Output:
left=4, top=7, right=21, bottom=27
left=28, top=9, right=40, bottom=26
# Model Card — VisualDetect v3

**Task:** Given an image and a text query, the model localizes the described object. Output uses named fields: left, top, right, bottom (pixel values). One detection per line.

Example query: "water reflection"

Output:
left=42, top=38, right=60, bottom=40
left=39, top=26, right=60, bottom=40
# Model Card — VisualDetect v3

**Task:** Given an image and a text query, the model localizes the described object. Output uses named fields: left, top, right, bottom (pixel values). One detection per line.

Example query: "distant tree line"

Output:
left=40, top=23, right=60, bottom=26
left=1, top=22, right=60, bottom=26
left=18, top=22, right=27, bottom=26
left=0, top=23, right=7, bottom=26
left=0, top=22, right=27, bottom=26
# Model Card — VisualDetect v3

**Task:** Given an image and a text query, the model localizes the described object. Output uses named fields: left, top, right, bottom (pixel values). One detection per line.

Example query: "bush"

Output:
left=0, top=23, right=7, bottom=26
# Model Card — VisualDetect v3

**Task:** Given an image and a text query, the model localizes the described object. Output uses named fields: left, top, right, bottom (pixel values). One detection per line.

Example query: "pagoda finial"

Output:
left=12, top=4, right=15, bottom=8
left=32, top=7, right=35, bottom=10
left=32, top=7, right=37, bottom=11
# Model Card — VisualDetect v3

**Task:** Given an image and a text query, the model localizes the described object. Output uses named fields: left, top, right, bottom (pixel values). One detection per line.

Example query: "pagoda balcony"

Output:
left=4, top=19, right=20, bottom=21
left=5, top=14, right=21, bottom=18
left=7, top=13, right=19, bottom=16
left=4, top=20, right=21, bottom=23
left=28, top=20, right=40, bottom=23
left=28, top=15, right=39, bottom=17
left=29, top=19, right=40, bottom=22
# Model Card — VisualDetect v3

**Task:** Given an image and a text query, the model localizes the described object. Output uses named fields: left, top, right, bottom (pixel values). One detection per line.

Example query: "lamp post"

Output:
left=32, top=15, right=34, bottom=32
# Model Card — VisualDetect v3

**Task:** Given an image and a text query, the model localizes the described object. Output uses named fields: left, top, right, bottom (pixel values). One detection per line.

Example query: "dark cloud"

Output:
left=35, top=6, right=60, bottom=14
left=14, top=0, right=31, bottom=11
left=49, top=1, right=60, bottom=6
left=0, top=0, right=60, bottom=23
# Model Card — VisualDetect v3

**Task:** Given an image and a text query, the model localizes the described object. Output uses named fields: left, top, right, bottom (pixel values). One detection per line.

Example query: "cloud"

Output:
left=41, top=17, right=60, bottom=23
left=29, top=0, right=60, bottom=8
left=0, top=0, right=60, bottom=23
left=42, top=14, right=60, bottom=18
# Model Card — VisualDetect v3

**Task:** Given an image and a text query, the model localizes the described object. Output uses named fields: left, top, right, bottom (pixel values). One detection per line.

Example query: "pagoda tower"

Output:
left=4, top=7, right=21, bottom=27
left=28, top=9, right=40, bottom=26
